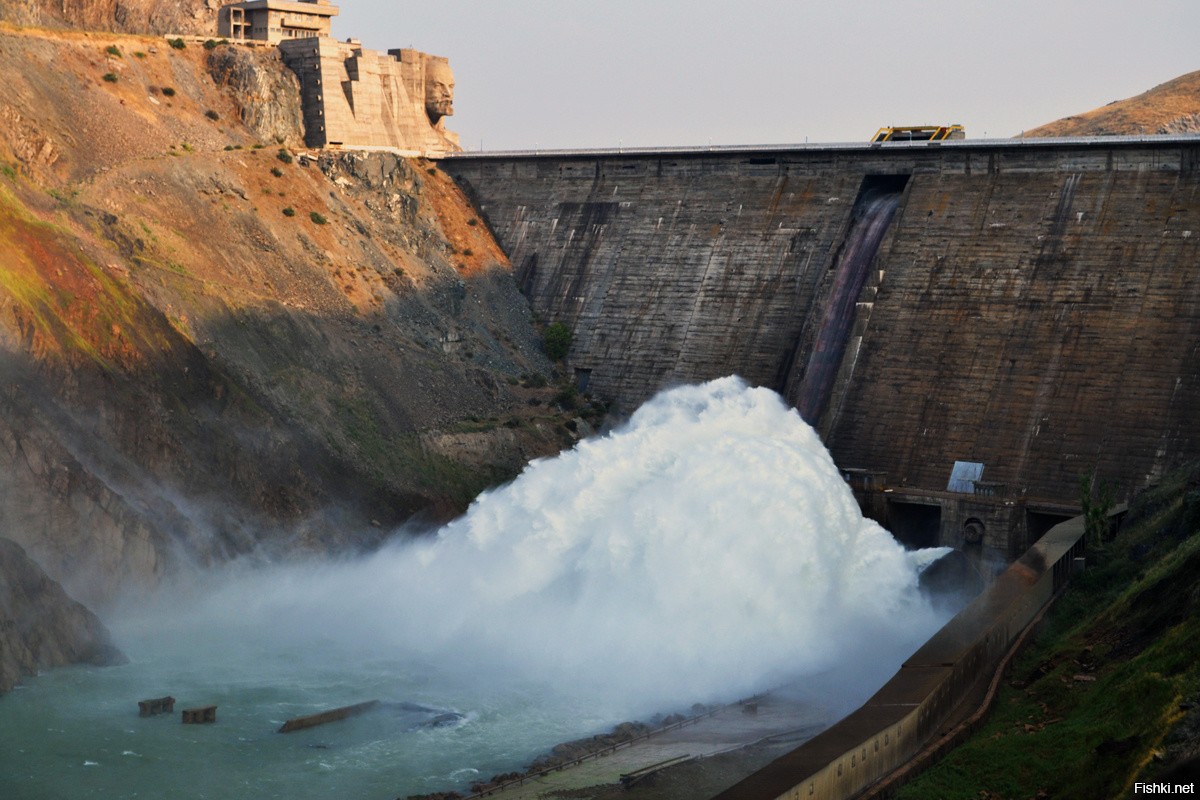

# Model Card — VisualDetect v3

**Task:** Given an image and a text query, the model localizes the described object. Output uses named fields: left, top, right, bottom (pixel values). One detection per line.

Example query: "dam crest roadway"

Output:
left=439, top=133, right=1200, bottom=160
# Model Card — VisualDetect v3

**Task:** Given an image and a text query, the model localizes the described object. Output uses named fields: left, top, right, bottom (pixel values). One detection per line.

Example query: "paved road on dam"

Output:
left=470, top=693, right=826, bottom=799
left=440, top=133, right=1200, bottom=160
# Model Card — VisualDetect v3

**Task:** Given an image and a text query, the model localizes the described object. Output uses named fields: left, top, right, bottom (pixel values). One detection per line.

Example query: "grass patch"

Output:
left=309, top=211, right=327, bottom=225
left=330, top=393, right=505, bottom=507
left=105, top=45, right=122, bottom=57
left=102, top=72, right=119, bottom=83
left=898, top=466, right=1200, bottom=800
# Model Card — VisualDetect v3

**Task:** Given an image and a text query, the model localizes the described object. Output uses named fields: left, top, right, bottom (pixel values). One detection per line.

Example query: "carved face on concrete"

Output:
left=424, top=60, right=455, bottom=124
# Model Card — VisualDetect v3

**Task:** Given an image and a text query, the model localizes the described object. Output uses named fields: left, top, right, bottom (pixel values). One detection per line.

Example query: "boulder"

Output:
left=0, top=537, right=126, bottom=693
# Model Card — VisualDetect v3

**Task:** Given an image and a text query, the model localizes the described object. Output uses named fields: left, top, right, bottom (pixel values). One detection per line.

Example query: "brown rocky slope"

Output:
left=1024, top=69, right=1200, bottom=137
left=0, top=0, right=217, bottom=36
left=0, top=26, right=584, bottom=619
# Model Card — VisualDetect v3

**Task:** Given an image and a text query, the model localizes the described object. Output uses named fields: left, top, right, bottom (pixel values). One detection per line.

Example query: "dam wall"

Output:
left=443, top=139, right=1200, bottom=551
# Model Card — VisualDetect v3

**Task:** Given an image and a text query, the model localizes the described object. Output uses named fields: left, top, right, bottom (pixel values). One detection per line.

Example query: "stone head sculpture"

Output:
left=424, top=58, right=455, bottom=125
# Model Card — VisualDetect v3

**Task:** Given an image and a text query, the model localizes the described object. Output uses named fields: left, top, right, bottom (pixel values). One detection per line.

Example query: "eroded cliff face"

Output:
left=0, top=28, right=576, bottom=608
left=0, top=537, right=126, bottom=692
left=0, top=0, right=217, bottom=36
left=206, top=45, right=304, bottom=147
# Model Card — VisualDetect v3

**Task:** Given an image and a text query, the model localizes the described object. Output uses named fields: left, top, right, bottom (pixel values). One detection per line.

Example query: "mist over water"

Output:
left=130, top=376, right=945, bottom=712
left=3, top=377, right=955, bottom=799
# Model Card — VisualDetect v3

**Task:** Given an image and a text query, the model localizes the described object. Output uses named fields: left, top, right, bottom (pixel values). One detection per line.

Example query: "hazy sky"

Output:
left=334, top=1, right=1200, bottom=151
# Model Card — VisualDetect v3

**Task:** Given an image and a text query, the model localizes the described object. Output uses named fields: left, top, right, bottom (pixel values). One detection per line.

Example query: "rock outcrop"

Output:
left=1158, top=112, right=1200, bottom=135
left=0, top=537, right=126, bottom=693
left=207, top=45, right=303, bottom=147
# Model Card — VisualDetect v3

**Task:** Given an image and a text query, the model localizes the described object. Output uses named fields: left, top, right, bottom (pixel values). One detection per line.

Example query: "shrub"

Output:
left=205, top=110, right=220, bottom=121
left=271, top=166, right=283, bottom=177
left=102, top=72, right=119, bottom=83
left=543, top=322, right=573, bottom=361
left=105, top=45, right=122, bottom=57
left=309, top=211, right=327, bottom=225
left=276, top=148, right=293, bottom=164
left=282, top=207, right=296, bottom=217
left=223, top=145, right=234, bottom=151
left=1080, top=470, right=1118, bottom=547
left=467, top=217, right=478, bottom=226
left=161, top=87, right=176, bottom=97
left=168, top=38, right=186, bottom=50
left=134, top=51, right=147, bottom=59
left=462, top=248, right=474, bottom=257
left=203, top=39, right=218, bottom=50
left=555, top=384, right=579, bottom=411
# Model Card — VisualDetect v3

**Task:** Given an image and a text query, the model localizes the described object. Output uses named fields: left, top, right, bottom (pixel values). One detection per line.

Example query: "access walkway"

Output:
left=466, top=693, right=827, bottom=799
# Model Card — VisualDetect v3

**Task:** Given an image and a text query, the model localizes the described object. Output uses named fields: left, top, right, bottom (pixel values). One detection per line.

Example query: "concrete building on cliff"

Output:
left=217, top=0, right=460, bottom=155
left=217, top=0, right=337, bottom=44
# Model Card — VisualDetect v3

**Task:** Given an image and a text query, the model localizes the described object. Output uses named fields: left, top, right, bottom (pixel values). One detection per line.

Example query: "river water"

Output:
left=0, top=622, right=620, bottom=799
left=1, top=377, right=953, bottom=799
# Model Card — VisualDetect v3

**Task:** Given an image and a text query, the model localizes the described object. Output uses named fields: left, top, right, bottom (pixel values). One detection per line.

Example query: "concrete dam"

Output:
left=443, top=137, right=1200, bottom=558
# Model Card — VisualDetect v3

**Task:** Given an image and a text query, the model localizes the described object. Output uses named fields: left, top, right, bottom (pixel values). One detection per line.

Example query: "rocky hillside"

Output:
left=0, top=537, right=126, bottom=692
left=0, top=0, right=217, bottom=36
left=1024, top=69, right=1200, bottom=137
left=0, top=26, right=584, bottom=613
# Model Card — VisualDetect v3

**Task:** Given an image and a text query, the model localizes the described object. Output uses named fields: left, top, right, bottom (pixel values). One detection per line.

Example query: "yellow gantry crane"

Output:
left=871, top=125, right=966, bottom=143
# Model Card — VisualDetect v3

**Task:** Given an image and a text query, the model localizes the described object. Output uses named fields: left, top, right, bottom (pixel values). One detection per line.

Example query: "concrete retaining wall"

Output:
left=712, top=516, right=1086, bottom=800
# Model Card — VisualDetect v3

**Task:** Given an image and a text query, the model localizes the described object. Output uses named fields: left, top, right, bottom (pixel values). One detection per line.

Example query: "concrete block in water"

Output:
left=181, top=706, right=217, bottom=724
left=278, top=700, right=379, bottom=733
left=138, top=696, right=175, bottom=717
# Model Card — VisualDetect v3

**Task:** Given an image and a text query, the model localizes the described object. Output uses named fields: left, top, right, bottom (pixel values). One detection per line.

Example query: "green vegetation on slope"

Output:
left=899, top=465, right=1200, bottom=800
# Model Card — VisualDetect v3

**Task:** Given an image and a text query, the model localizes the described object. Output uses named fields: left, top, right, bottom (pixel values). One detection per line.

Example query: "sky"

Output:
left=333, top=0, right=1200, bottom=152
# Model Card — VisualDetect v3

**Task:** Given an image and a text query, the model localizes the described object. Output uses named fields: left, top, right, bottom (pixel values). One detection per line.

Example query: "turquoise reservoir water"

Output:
left=0, top=620, right=614, bottom=800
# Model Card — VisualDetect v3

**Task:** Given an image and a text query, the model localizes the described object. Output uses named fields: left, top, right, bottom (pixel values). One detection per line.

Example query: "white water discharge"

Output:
left=2, top=377, right=951, bottom=799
